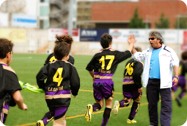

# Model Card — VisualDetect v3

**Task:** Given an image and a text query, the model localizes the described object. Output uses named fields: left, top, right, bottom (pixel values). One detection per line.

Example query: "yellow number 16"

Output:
left=125, top=62, right=134, bottom=75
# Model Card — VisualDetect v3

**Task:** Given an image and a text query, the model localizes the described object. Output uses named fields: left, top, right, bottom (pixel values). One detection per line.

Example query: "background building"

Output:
left=0, top=0, right=186, bottom=29
left=0, top=0, right=38, bottom=28
left=77, top=0, right=187, bottom=29
left=39, top=0, right=77, bottom=29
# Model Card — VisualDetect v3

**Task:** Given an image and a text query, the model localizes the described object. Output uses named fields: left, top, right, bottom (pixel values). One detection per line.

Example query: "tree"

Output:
left=155, top=13, right=169, bottom=29
left=175, top=16, right=187, bottom=29
left=129, top=8, right=146, bottom=28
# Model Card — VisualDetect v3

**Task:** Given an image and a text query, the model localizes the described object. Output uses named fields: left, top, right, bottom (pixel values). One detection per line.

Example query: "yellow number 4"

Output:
left=53, top=68, right=63, bottom=86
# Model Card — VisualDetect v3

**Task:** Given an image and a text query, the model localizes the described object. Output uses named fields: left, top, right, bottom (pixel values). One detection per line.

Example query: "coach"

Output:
left=128, top=31, right=179, bottom=126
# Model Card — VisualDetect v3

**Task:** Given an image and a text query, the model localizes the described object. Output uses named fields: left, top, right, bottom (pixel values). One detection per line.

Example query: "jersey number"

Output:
left=49, top=56, right=57, bottom=63
left=125, top=62, right=134, bottom=75
left=53, top=68, right=63, bottom=86
left=99, top=55, right=115, bottom=70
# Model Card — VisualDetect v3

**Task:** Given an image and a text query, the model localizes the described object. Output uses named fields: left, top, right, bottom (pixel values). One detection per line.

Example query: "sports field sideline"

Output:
left=5, top=54, right=187, bottom=126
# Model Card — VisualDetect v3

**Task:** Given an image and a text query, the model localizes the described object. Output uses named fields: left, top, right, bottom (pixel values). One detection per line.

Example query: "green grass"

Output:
left=5, top=54, right=187, bottom=126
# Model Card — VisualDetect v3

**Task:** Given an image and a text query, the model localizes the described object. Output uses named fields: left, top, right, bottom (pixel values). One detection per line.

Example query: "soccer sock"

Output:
left=128, top=101, right=139, bottom=120
left=42, top=112, right=54, bottom=125
left=119, top=99, right=130, bottom=107
left=1, top=113, right=7, bottom=123
left=101, top=108, right=111, bottom=126
left=93, top=103, right=101, bottom=112
left=1, top=103, right=9, bottom=123
left=119, top=100, right=125, bottom=107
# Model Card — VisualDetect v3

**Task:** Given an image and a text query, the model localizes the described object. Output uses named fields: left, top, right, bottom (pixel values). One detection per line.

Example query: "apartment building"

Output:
left=39, top=0, right=76, bottom=29
left=38, top=0, right=187, bottom=29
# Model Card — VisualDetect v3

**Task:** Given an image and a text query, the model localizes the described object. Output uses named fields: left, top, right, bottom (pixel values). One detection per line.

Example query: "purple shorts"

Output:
left=93, top=79, right=114, bottom=101
left=123, top=89, right=141, bottom=102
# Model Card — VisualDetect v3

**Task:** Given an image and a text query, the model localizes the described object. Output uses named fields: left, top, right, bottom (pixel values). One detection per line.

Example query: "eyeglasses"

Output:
left=149, top=38, right=156, bottom=40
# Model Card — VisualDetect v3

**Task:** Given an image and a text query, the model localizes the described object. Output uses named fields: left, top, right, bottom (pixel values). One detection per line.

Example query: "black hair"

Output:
left=0, top=38, right=13, bottom=58
left=181, top=51, right=187, bottom=60
left=100, top=33, right=112, bottom=48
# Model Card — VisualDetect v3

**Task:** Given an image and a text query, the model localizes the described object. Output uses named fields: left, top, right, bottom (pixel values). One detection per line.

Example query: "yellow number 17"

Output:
left=99, top=55, right=115, bottom=70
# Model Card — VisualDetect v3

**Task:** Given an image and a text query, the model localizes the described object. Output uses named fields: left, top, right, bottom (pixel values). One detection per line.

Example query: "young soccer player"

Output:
left=36, top=42, right=80, bottom=126
left=44, top=34, right=75, bottom=65
left=85, top=33, right=134, bottom=126
left=112, top=47, right=143, bottom=124
left=172, top=50, right=187, bottom=106
left=0, top=38, right=27, bottom=124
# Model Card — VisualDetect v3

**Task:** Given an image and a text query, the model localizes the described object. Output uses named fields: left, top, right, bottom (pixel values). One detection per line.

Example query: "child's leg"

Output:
left=93, top=102, right=102, bottom=112
left=113, top=91, right=132, bottom=115
left=0, top=103, right=9, bottom=123
left=85, top=100, right=103, bottom=122
left=128, top=93, right=142, bottom=121
left=119, top=97, right=131, bottom=107
left=85, top=84, right=104, bottom=122
left=53, top=116, right=66, bottom=126
left=179, top=79, right=187, bottom=99
left=101, top=97, right=112, bottom=126
left=128, top=101, right=140, bottom=120
left=36, top=111, right=54, bottom=126
left=53, top=106, right=68, bottom=126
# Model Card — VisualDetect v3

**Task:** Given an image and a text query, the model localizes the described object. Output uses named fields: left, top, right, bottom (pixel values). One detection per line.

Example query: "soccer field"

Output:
left=5, top=54, right=187, bottom=126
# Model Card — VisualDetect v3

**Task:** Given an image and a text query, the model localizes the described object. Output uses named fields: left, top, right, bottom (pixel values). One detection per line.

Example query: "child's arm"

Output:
left=12, top=90, right=27, bottom=110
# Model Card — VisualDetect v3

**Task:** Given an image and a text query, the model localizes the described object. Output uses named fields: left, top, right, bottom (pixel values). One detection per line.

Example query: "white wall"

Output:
left=24, top=0, right=38, bottom=16
left=0, top=28, right=185, bottom=56
left=0, top=0, right=38, bottom=27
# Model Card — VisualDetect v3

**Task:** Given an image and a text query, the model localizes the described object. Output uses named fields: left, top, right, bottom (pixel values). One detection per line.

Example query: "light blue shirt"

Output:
left=133, top=45, right=179, bottom=88
left=149, top=48, right=161, bottom=79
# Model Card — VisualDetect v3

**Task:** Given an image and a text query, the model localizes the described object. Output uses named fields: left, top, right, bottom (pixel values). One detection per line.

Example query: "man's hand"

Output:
left=172, top=77, right=178, bottom=86
left=128, top=34, right=136, bottom=44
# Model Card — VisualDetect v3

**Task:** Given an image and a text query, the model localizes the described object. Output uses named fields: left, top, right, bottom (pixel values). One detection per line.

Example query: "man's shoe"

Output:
left=85, top=104, right=93, bottom=122
left=127, top=119, right=137, bottom=124
left=36, top=120, right=44, bottom=126
left=112, top=100, right=120, bottom=114
left=175, top=97, right=182, bottom=107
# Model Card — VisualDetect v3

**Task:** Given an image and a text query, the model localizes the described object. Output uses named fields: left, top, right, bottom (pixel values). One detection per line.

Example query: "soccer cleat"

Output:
left=36, top=120, right=44, bottom=126
left=127, top=119, right=137, bottom=124
left=175, top=97, right=182, bottom=107
left=85, top=104, right=93, bottom=122
left=112, top=100, right=120, bottom=114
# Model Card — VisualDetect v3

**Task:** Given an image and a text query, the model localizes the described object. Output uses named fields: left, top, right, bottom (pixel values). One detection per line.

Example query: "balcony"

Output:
left=50, top=0, right=63, bottom=9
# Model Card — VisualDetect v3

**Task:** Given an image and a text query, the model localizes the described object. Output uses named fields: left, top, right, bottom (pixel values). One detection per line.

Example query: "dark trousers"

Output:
left=146, top=79, right=172, bottom=126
